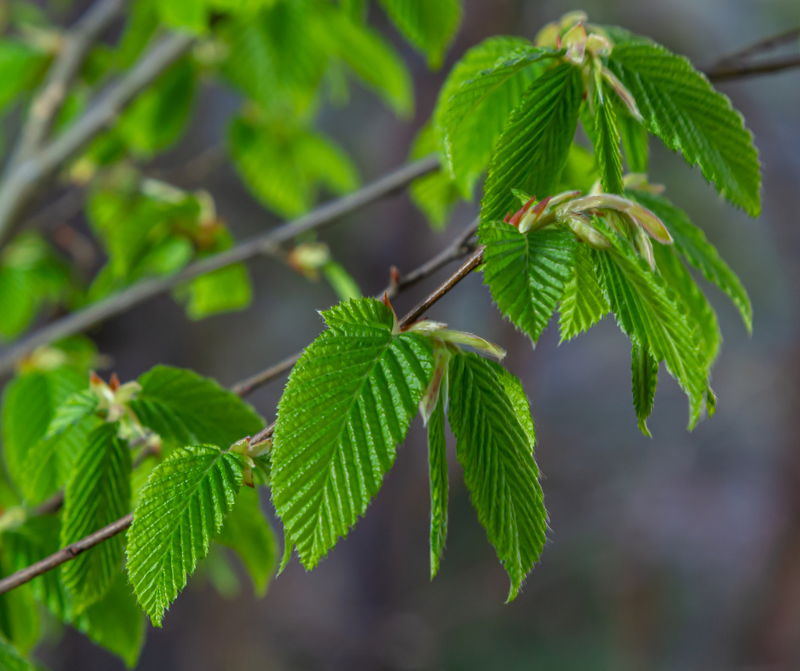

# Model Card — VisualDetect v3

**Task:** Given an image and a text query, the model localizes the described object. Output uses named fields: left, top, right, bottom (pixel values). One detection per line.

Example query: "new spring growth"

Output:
left=89, top=371, right=146, bottom=441
left=230, top=435, right=271, bottom=488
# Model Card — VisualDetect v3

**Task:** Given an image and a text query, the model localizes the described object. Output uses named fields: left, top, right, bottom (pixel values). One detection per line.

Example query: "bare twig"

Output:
left=0, top=222, right=485, bottom=597
left=711, top=27, right=800, bottom=67
left=706, top=54, right=800, bottom=82
left=0, top=31, right=195, bottom=246
left=0, top=155, right=440, bottom=375
left=230, top=352, right=302, bottom=397
left=3, top=0, right=127, bottom=174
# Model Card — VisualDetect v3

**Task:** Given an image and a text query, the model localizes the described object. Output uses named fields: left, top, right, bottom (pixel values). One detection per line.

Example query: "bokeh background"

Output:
left=23, top=0, right=800, bottom=669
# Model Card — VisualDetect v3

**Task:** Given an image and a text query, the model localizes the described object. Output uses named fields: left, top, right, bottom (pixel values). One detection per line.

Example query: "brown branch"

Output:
left=705, top=54, right=800, bottom=82
left=0, top=225, right=484, bottom=597
left=711, top=27, right=800, bottom=67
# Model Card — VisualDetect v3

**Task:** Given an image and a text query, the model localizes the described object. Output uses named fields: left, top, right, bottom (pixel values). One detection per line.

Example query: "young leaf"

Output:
left=0, top=40, right=48, bottom=112
left=629, top=190, right=752, bottom=332
left=496, top=367, right=536, bottom=449
left=614, top=99, right=649, bottom=172
left=322, top=262, right=362, bottom=302
left=61, top=423, right=132, bottom=612
left=596, top=244, right=706, bottom=426
left=631, top=343, right=659, bottom=437
left=481, top=63, right=583, bottom=222
left=271, top=298, right=434, bottom=569
left=0, top=636, right=33, bottom=671
left=74, top=572, right=145, bottom=668
left=447, top=352, right=546, bottom=601
left=45, top=390, right=98, bottom=439
left=377, top=0, right=461, bottom=68
left=593, top=82, right=624, bottom=194
left=0, top=554, right=39, bottom=655
left=218, top=487, right=278, bottom=597
left=558, top=243, right=609, bottom=342
left=439, top=41, right=551, bottom=197
left=480, top=222, right=576, bottom=345
left=427, top=394, right=448, bottom=578
left=129, top=365, right=264, bottom=450
left=608, top=42, right=761, bottom=216
left=126, top=445, right=245, bottom=626
left=186, top=264, right=252, bottom=320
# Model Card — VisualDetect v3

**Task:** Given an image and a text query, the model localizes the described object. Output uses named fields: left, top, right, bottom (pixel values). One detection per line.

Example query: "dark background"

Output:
left=28, top=0, right=800, bottom=668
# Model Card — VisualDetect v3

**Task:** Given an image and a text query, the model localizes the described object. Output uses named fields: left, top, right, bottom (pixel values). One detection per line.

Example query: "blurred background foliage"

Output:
left=0, top=0, right=798, bottom=668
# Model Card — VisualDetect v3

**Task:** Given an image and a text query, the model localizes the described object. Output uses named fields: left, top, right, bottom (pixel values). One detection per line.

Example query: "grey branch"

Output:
left=0, top=155, right=440, bottom=376
left=3, top=0, right=127, bottom=175
left=0, top=31, right=195, bottom=246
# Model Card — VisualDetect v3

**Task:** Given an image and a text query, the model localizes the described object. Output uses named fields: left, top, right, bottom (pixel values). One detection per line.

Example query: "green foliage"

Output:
left=609, top=42, right=761, bottom=215
left=427, top=394, right=448, bottom=578
left=593, top=82, right=624, bottom=194
left=558, top=243, right=609, bottom=342
left=447, top=352, right=545, bottom=601
left=218, top=487, right=278, bottom=596
left=481, top=63, right=583, bottom=222
left=0, top=557, right=39, bottom=655
left=631, top=343, right=659, bottom=437
left=322, top=262, right=362, bottom=302
left=129, top=365, right=264, bottom=450
left=272, top=298, right=434, bottom=568
left=61, top=423, right=131, bottom=612
left=479, top=222, right=576, bottom=345
left=0, top=635, right=33, bottom=671
left=0, top=39, right=48, bottom=112
left=185, top=263, right=253, bottom=320
left=378, top=0, right=462, bottom=68
left=126, top=445, right=244, bottom=626
left=44, top=390, right=98, bottom=439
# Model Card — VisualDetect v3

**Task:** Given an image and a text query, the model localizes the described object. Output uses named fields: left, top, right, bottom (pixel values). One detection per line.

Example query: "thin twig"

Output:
left=706, top=54, right=800, bottom=82
left=711, top=27, right=800, bottom=67
left=0, top=155, right=440, bottom=375
left=0, top=226, right=485, bottom=597
left=230, top=352, right=302, bottom=397
left=3, top=0, right=127, bottom=174
left=0, top=31, right=195, bottom=246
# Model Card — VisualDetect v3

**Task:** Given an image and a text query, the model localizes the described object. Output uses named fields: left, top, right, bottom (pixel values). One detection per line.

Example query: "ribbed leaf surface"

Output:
left=439, top=41, right=550, bottom=196
left=480, top=221, right=576, bottom=345
left=61, top=423, right=131, bottom=612
left=129, top=365, right=264, bottom=450
left=481, top=63, right=583, bottom=222
left=497, top=367, right=536, bottom=449
left=593, top=85, right=624, bottom=194
left=630, top=190, right=752, bottom=332
left=378, top=0, right=461, bottom=68
left=615, top=99, right=649, bottom=172
left=427, top=395, right=448, bottom=578
left=272, top=298, right=434, bottom=569
left=44, top=390, right=97, bottom=439
left=559, top=244, right=610, bottom=342
left=631, top=343, right=659, bottom=437
left=609, top=42, right=761, bottom=215
left=126, top=445, right=244, bottom=626
left=0, top=636, right=32, bottom=671
left=596, top=246, right=706, bottom=426
left=448, top=352, right=545, bottom=601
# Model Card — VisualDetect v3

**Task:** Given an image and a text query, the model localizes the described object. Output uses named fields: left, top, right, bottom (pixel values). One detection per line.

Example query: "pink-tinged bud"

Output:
left=518, top=196, right=552, bottom=233
left=287, top=242, right=330, bottom=280
left=600, top=67, right=643, bottom=123
left=383, top=292, right=401, bottom=334
left=109, top=372, right=120, bottom=392
left=89, top=371, right=103, bottom=388
left=548, top=190, right=582, bottom=208
left=435, top=330, right=506, bottom=360
left=389, top=266, right=401, bottom=288
left=535, top=21, right=560, bottom=48
left=503, top=212, right=513, bottom=224
left=563, top=22, right=587, bottom=65
left=508, top=196, right=536, bottom=228
left=586, top=33, right=612, bottom=58
left=565, top=213, right=611, bottom=249
left=634, top=226, right=656, bottom=271
left=419, top=347, right=450, bottom=426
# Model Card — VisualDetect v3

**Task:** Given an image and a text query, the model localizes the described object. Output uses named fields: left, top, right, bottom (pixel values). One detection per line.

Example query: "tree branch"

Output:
left=0, top=31, right=195, bottom=246
left=0, top=223, right=484, bottom=597
left=3, top=0, right=127, bottom=175
left=710, top=27, right=800, bottom=67
left=0, top=155, right=440, bottom=376
left=705, top=54, right=800, bottom=82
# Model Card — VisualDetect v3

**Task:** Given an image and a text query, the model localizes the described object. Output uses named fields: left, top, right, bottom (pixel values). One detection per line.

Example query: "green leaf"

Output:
left=427, top=393, right=448, bottom=579
left=272, top=298, right=434, bottom=569
left=74, top=572, right=145, bottom=668
left=115, top=0, right=159, bottom=70
left=409, top=123, right=459, bottom=230
left=480, top=222, right=576, bottom=345
left=481, top=63, right=583, bottom=222
left=0, top=40, right=48, bottom=111
left=130, top=365, right=264, bottom=450
left=614, top=99, right=649, bottom=173
left=2, top=367, right=86, bottom=489
left=158, top=0, right=206, bottom=33
left=218, top=487, right=278, bottom=596
left=126, top=445, right=244, bottom=626
left=0, top=636, right=34, bottom=671
left=322, top=262, right=362, bottom=302
left=593, top=82, right=624, bottom=195
left=558, top=243, right=609, bottom=342
left=0, top=553, right=39, bottom=654
left=378, top=0, right=461, bottom=68
left=45, top=390, right=98, bottom=439
left=596, top=243, right=706, bottom=426
left=61, top=423, right=132, bottom=612
left=447, top=352, right=545, bottom=601
left=608, top=42, right=761, bottom=216
left=439, top=40, right=550, bottom=197
left=629, top=190, right=752, bottom=332
left=186, top=263, right=252, bottom=320
left=631, top=343, right=659, bottom=437
left=496, top=367, right=536, bottom=449
left=557, top=144, right=599, bottom=193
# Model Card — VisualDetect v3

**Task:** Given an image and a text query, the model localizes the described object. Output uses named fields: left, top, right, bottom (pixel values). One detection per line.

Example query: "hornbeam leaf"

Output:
left=608, top=42, right=761, bottom=216
left=439, top=41, right=552, bottom=196
left=631, top=343, right=659, bottom=437
left=447, top=352, right=546, bottom=601
left=481, top=63, right=583, bottom=223
left=629, top=190, right=752, bottom=332
left=480, top=222, right=576, bottom=345
left=0, top=636, right=33, bottom=671
left=126, top=445, right=245, bottom=626
left=558, top=243, right=610, bottom=342
left=378, top=0, right=462, bottom=68
left=61, top=423, right=131, bottom=612
left=595, top=242, right=706, bottom=427
left=593, top=82, right=624, bottom=195
left=129, top=365, right=264, bottom=450
left=614, top=98, right=649, bottom=173
left=496, top=367, right=536, bottom=449
left=45, top=390, right=98, bottom=439
left=427, top=394, right=448, bottom=578
left=271, top=298, right=434, bottom=569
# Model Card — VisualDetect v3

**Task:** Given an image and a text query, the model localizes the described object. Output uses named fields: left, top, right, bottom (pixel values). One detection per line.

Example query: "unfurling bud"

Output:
left=419, top=346, right=450, bottom=426
left=562, top=21, right=587, bottom=65
left=383, top=292, right=401, bottom=334
left=534, top=21, right=560, bottom=48
left=600, top=67, right=643, bottom=123
left=406, top=321, right=506, bottom=361
left=564, top=213, right=611, bottom=249
left=559, top=10, right=588, bottom=30
left=518, top=196, right=551, bottom=234
left=622, top=173, right=665, bottom=194
left=287, top=242, right=330, bottom=280
left=633, top=226, right=656, bottom=271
